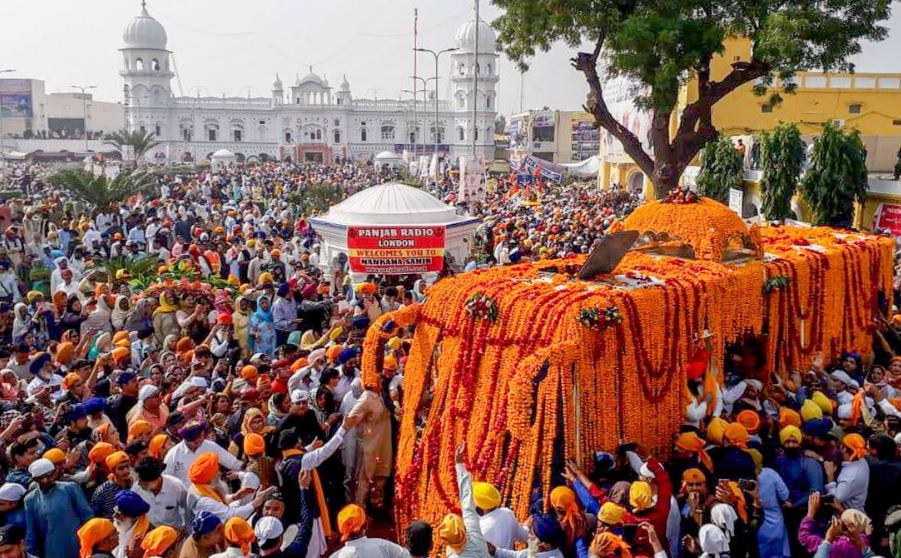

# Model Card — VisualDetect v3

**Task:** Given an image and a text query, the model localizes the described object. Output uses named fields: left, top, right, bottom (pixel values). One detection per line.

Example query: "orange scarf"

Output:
left=283, top=449, right=332, bottom=537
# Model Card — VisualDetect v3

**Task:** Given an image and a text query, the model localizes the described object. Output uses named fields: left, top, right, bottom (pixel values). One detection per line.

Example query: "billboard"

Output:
left=508, top=116, right=528, bottom=151
left=874, top=203, right=901, bottom=236
left=601, top=74, right=652, bottom=159
left=571, top=112, right=600, bottom=161
left=0, top=80, right=33, bottom=118
left=346, top=226, right=445, bottom=274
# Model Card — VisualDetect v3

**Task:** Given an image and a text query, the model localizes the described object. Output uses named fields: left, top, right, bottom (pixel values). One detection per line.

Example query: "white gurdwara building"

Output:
left=120, top=3, right=498, bottom=164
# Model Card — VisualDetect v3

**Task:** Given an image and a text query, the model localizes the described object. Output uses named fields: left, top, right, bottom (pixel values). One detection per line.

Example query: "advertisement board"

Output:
left=347, top=226, right=445, bottom=274
left=0, top=79, right=33, bottom=118
left=571, top=112, right=600, bottom=161
left=601, top=73, right=652, bottom=159
left=458, top=156, right=486, bottom=203
left=874, top=203, right=901, bottom=236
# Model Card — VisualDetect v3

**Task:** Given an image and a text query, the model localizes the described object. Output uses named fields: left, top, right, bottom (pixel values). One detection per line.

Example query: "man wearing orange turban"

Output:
left=778, top=408, right=802, bottom=429
left=223, top=517, right=255, bottom=555
left=77, top=518, right=119, bottom=558
left=735, top=410, right=761, bottom=434
left=90, top=450, right=135, bottom=517
left=140, top=526, right=179, bottom=558
left=56, top=341, right=75, bottom=365
left=187, top=452, right=226, bottom=504
left=706, top=417, right=728, bottom=446
left=550, top=485, right=585, bottom=548
left=674, top=431, right=714, bottom=471
left=824, top=433, right=870, bottom=510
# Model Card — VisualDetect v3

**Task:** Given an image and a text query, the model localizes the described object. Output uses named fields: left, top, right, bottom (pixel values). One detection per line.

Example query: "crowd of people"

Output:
left=0, top=159, right=896, bottom=558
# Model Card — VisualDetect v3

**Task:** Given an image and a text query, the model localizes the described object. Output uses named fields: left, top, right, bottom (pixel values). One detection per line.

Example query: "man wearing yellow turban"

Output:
left=706, top=417, right=728, bottom=446
left=331, top=503, right=411, bottom=555
left=473, top=481, right=528, bottom=549
left=810, top=391, right=834, bottom=415
left=801, top=399, right=823, bottom=422
left=598, top=502, right=628, bottom=527
left=438, top=444, right=489, bottom=556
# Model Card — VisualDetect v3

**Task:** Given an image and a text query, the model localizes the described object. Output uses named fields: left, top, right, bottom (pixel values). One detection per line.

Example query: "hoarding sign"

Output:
left=346, top=226, right=445, bottom=274
left=874, top=203, right=901, bottom=236
left=0, top=79, right=32, bottom=118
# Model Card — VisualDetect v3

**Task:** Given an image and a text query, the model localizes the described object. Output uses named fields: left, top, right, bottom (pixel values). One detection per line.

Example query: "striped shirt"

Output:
left=90, top=480, right=127, bottom=518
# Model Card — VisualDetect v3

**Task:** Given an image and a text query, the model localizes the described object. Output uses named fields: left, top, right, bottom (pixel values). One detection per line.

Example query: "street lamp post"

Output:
left=409, top=75, right=437, bottom=158
left=0, top=69, right=16, bottom=167
left=414, top=47, right=457, bottom=177
left=70, top=84, right=97, bottom=152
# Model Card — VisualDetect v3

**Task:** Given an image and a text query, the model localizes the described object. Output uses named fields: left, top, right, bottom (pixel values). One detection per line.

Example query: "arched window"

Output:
left=314, top=128, right=322, bottom=141
left=139, top=123, right=146, bottom=134
left=285, top=131, right=292, bottom=143
left=334, top=118, right=340, bottom=126
left=205, top=123, right=219, bottom=141
left=151, top=58, right=160, bottom=71
left=233, top=127, right=243, bottom=142
left=486, top=64, right=492, bottom=76
left=154, top=123, right=162, bottom=136
left=430, top=126, right=445, bottom=143
left=381, top=125, right=395, bottom=140
left=458, top=127, right=465, bottom=141
left=334, top=130, right=341, bottom=143
left=457, top=95, right=465, bottom=109
left=458, top=62, right=466, bottom=75
left=361, top=128, right=367, bottom=142
left=135, top=58, right=144, bottom=71
left=475, top=128, right=479, bottom=141
left=486, top=95, right=492, bottom=109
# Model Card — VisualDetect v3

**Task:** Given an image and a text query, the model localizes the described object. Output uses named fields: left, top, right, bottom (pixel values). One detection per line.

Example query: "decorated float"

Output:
left=361, top=193, right=895, bottom=527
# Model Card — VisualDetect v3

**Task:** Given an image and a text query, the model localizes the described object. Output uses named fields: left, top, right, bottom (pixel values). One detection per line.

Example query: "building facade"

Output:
left=0, top=78, right=123, bottom=140
left=120, top=4, right=498, bottom=164
left=508, top=109, right=600, bottom=165
left=597, top=38, right=901, bottom=197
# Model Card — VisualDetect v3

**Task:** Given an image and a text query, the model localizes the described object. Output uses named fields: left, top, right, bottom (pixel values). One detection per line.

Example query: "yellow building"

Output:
left=599, top=39, right=901, bottom=202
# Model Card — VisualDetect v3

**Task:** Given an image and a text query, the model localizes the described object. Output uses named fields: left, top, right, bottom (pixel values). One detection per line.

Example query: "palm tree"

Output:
left=104, top=128, right=161, bottom=161
left=48, top=169, right=157, bottom=216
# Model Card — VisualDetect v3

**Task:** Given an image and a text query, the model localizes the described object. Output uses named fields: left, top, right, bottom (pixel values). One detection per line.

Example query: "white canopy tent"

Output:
left=310, top=182, right=480, bottom=283
left=558, top=155, right=601, bottom=177
left=210, top=149, right=237, bottom=170
left=373, top=150, right=403, bottom=171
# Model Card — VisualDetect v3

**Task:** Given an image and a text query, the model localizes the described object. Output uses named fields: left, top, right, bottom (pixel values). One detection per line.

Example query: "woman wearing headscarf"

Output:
left=110, top=295, right=132, bottom=331
left=152, top=293, right=180, bottom=345
left=11, top=303, right=33, bottom=344
left=229, top=407, right=275, bottom=459
left=698, top=524, right=730, bottom=558
left=232, top=296, right=251, bottom=358
left=248, top=295, right=276, bottom=358
left=81, top=294, right=113, bottom=337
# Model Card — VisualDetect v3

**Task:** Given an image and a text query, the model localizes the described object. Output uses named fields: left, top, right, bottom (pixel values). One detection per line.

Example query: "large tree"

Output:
left=492, top=0, right=891, bottom=197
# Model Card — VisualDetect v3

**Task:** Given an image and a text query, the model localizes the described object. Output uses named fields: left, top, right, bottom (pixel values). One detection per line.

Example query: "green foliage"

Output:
left=696, top=137, right=744, bottom=203
left=285, top=183, right=345, bottom=216
left=104, top=256, right=158, bottom=289
left=491, top=0, right=890, bottom=194
left=104, top=128, right=161, bottom=160
left=800, top=122, right=868, bottom=227
left=47, top=169, right=157, bottom=215
left=759, top=122, right=805, bottom=221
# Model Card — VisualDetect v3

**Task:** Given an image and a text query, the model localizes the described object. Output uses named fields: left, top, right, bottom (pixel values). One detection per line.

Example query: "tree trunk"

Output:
left=651, top=164, right=681, bottom=199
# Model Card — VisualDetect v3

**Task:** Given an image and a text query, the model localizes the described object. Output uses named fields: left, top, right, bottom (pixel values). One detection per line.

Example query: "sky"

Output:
left=1, top=0, right=900, bottom=118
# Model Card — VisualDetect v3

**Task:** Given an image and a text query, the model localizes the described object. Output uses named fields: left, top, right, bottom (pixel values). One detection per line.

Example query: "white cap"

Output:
left=830, top=370, right=859, bottom=389
left=190, top=377, right=209, bottom=389
left=138, top=384, right=160, bottom=401
left=28, top=458, right=54, bottom=478
left=290, top=389, right=311, bottom=404
left=0, top=482, right=26, bottom=502
left=639, top=462, right=656, bottom=479
left=254, top=516, right=284, bottom=543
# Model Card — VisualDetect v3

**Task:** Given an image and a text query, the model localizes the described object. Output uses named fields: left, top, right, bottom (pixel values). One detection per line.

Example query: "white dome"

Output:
left=454, top=18, right=496, bottom=53
left=123, top=5, right=168, bottom=50
left=320, top=183, right=469, bottom=225
left=211, top=149, right=235, bottom=158
left=374, top=151, right=402, bottom=160
left=299, top=72, right=326, bottom=87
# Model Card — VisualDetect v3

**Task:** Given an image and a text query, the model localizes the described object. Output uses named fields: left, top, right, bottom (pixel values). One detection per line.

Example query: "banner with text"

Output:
left=347, top=226, right=445, bottom=274
left=874, top=203, right=901, bottom=237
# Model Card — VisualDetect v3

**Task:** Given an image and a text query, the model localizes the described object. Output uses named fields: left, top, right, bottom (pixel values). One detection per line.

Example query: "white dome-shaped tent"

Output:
left=373, top=150, right=403, bottom=171
left=310, top=182, right=480, bottom=282
left=210, top=149, right=236, bottom=170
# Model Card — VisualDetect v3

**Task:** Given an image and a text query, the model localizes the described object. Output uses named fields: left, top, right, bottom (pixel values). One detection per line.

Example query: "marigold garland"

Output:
left=376, top=211, right=895, bottom=534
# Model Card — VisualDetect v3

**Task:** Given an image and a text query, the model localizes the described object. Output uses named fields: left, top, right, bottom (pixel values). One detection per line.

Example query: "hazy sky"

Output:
left=1, top=0, right=899, bottom=117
